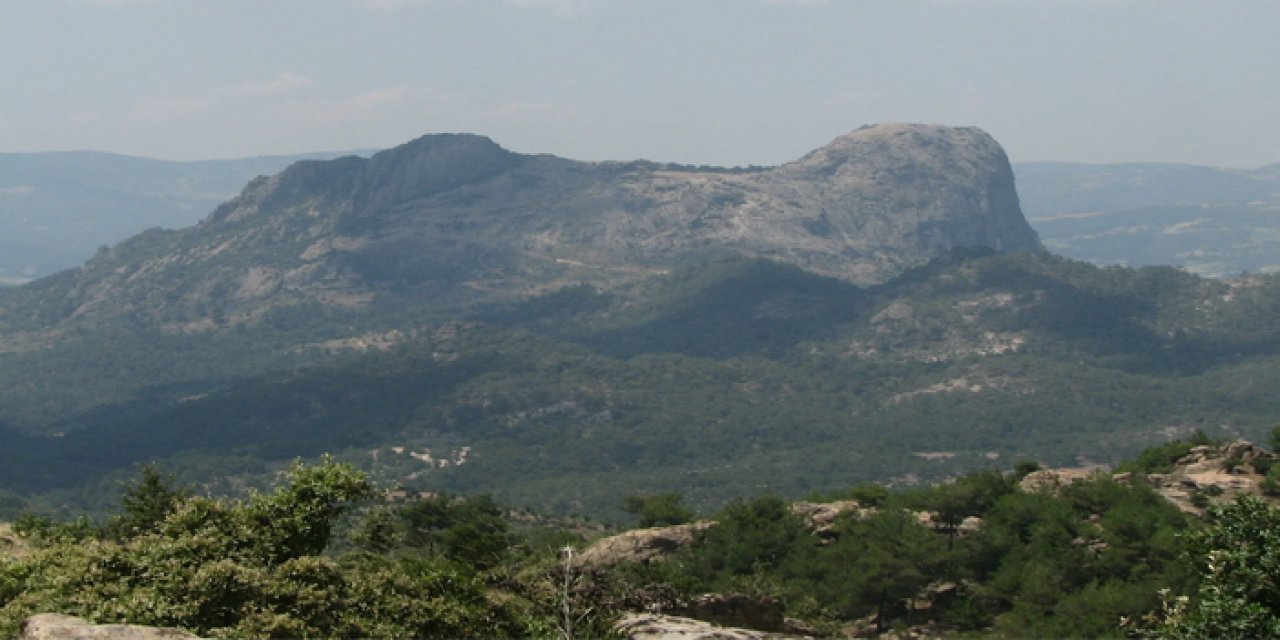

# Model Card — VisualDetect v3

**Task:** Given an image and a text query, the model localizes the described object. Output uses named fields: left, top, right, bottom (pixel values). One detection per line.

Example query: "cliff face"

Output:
left=0, top=124, right=1040, bottom=326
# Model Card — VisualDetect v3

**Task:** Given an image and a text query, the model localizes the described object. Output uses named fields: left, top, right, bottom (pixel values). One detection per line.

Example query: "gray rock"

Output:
left=616, top=613, right=812, bottom=640
left=20, top=614, right=202, bottom=640
left=579, top=521, right=714, bottom=567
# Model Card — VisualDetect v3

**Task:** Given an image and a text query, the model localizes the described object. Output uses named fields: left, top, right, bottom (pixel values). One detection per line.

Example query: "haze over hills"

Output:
left=4, top=124, right=1280, bottom=519
left=1017, top=161, right=1280, bottom=276
left=0, top=150, right=372, bottom=285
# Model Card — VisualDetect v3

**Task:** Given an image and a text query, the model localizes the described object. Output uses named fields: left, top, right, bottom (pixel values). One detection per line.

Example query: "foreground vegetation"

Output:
left=4, top=436, right=1280, bottom=637
left=0, top=460, right=569, bottom=638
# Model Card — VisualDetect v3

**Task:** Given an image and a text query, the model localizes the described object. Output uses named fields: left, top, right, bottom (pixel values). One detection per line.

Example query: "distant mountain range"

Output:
left=1017, top=161, right=1280, bottom=276
left=0, top=150, right=372, bottom=285
left=3, top=147, right=1277, bottom=287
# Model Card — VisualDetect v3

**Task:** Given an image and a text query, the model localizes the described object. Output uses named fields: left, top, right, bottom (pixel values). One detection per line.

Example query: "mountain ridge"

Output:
left=1, top=123, right=1041, bottom=330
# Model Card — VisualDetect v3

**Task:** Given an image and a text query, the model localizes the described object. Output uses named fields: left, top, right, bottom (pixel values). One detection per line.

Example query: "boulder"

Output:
left=20, top=614, right=202, bottom=640
left=790, top=500, right=864, bottom=539
left=579, top=521, right=715, bottom=567
left=1018, top=468, right=1099, bottom=494
left=615, top=613, right=812, bottom=640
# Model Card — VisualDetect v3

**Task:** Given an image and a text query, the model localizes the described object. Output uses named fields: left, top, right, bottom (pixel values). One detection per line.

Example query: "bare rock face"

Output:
left=616, top=613, right=812, bottom=640
left=1145, top=440, right=1272, bottom=514
left=20, top=614, right=202, bottom=640
left=791, top=499, right=864, bottom=526
left=1023, top=440, right=1279, bottom=515
left=578, top=521, right=715, bottom=567
left=6, top=124, right=1041, bottom=326
left=1018, top=467, right=1101, bottom=493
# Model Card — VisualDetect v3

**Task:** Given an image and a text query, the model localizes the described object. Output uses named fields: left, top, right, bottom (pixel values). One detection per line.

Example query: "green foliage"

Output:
left=396, top=493, right=513, bottom=570
left=105, top=463, right=188, bottom=539
left=813, top=482, right=891, bottom=508
left=1262, top=465, right=1280, bottom=497
left=0, top=441, right=1219, bottom=638
left=1118, top=439, right=1198, bottom=475
left=620, top=493, right=695, bottom=527
left=686, top=495, right=810, bottom=582
left=1143, top=496, right=1280, bottom=639
left=825, top=507, right=947, bottom=626
left=0, top=459, right=541, bottom=638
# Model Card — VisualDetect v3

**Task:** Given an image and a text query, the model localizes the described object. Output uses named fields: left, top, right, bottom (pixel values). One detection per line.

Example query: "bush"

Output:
left=621, top=493, right=695, bottom=527
left=0, top=459, right=541, bottom=638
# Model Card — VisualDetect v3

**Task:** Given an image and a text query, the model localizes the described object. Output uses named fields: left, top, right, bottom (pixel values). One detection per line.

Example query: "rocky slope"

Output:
left=0, top=124, right=1040, bottom=328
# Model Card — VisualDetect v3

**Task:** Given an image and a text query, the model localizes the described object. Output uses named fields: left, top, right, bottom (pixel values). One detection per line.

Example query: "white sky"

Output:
left=2, top=0, right=1277, bottom=168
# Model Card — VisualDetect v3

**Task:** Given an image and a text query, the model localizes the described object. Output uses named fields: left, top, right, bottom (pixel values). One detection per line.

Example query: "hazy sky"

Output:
left=3, top=0, right=1277, bottom=168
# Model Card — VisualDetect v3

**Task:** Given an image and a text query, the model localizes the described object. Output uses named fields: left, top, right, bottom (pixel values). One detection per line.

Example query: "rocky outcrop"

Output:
left=1145, top=440, right=1272, bottom=514
left=4, top=124, right=1041, bottom=326
left=20, top=614, right=201, bottom=640
left=615, top=613, right=812, bottom=640
left=578, top=521, right=715, bottom=567
left=789, top=501, right=981, bottom=541
left=1022, top=440, right=1279, bottom=515
left=790, top=500, right=865, bottom=538
left=1018, top=467, right=1102, bottom=493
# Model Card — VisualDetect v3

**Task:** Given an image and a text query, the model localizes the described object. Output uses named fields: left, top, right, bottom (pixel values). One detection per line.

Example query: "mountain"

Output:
left=0, top=124, right=1039, bottom=331
left=10, top=124, right=1218, bottom=518
left=0, top=150, right=371, bottom=286
left=1016, top=161, right=1280, bottom=276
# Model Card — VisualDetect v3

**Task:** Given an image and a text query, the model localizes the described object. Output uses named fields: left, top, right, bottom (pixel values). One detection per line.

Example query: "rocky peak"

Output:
left=772, top=123, right=1041, bottom=257
left=355, top=133, right=523, bottom=213
left=780, top=123, right=992, bottom=177
left=206, top=133, right=521, bottom=226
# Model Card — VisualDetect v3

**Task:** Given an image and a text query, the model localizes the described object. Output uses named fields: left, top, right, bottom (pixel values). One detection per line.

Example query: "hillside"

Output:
left=6, top=253, right=1280, bottom=517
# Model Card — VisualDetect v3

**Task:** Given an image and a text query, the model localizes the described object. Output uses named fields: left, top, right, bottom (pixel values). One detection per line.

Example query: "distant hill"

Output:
left=1016, top=161, right=1280, bottom=276
left=0, top=150, right=372, bottom=285
left=0, top=124, right=1039, bottom=332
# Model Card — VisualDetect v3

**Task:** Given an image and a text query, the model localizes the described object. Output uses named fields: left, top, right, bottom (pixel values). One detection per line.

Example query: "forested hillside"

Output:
left=4, top=252, right=1280, bottom=518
